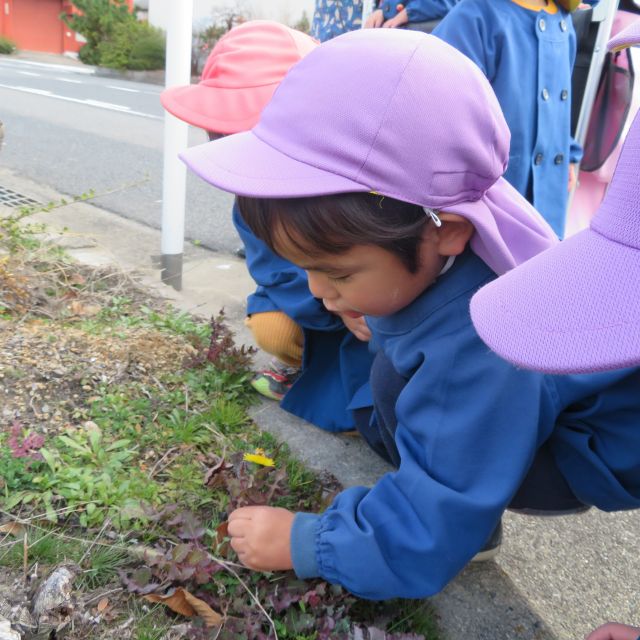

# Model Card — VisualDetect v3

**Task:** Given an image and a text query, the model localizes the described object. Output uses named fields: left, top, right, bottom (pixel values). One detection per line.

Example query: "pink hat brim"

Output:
left=160, top=82, right=279, bottom=134
left=470, top=228, right=640, bottom=374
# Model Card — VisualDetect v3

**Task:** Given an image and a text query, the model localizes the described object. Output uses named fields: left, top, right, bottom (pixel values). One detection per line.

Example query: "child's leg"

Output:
left=246, top=311, right=304, bottom=401
left=509, top=442, right=589, bottom=514
left=352, top=350, right=407, bottom=467
left=245, top=311, right=304, bottom=367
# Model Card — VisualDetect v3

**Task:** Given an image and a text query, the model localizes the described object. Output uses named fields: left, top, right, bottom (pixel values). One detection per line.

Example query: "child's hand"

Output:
left=228, top=506, right=295, bottom=571
left=585, top=622, right=640, bottom=640
left=384, top=9, right=409, bottom=28
left=365, top=9, right=385, bottom=28
left=340, top=314, right=372, bottom=342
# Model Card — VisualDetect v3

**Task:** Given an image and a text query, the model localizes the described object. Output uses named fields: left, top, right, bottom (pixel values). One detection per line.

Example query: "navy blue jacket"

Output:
left=290, top=250, right=640, bottom=599
left=434, top=0, right=590, bottom=237
left=233, top=203, right=373, bottom=432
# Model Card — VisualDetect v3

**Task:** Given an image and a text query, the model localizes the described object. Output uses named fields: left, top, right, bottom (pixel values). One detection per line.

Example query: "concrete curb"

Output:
left=2, top=168, right=638, bottom=640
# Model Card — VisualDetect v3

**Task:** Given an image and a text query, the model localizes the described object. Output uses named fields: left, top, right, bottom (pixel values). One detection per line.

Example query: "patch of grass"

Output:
left=0, top=527, right=82, bottom=568
left=79, top=545, right=131, bottom=590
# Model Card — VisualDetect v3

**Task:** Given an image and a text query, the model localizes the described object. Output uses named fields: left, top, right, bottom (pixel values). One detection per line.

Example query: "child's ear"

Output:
left=435, top=212, right=474, bottom=256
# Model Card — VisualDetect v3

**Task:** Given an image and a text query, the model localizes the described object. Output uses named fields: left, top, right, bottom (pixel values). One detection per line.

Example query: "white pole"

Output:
left=361, top=0, right=376, bottom=26
left=160, top=0, right=193, bottom=290
left=574, top=0, right=620, bottom=147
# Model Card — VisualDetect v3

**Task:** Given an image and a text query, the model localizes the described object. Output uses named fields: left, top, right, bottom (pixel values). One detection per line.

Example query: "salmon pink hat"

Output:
left=160, top=21, right=317, bottom=134
left=469, top=26, right=640, bottom=374
left=180, top=29, right=558, bottom=276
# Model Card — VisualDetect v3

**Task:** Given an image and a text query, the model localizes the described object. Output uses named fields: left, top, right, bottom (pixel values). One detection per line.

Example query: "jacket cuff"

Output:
left=291, top=512, right=322, bottom=579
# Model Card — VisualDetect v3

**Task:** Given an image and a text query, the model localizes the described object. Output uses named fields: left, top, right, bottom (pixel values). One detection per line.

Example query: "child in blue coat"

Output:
left=161, top=21, right=373, bottom=433
left=434, top=0, right=598, bottom=237
left=365, top=0, right=459, bottom=28
left=181, top=30, right=640, bottom=599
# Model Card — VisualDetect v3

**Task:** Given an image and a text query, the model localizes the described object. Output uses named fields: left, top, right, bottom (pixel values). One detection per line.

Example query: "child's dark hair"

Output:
left=237, top=193, right=429, bottom=273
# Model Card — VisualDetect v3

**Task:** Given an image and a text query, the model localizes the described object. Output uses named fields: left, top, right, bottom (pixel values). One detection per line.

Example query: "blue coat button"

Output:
left=554, top=153, right=564, bottom=165
left=535, top=153, right=544, bottom=165
left=560, top=19, right=568, bottom=32
left=539, top=18, right=546, bottom=32
left=542, top=88, right=550, bottom=101
left=561, top=89, right=569, bottom=101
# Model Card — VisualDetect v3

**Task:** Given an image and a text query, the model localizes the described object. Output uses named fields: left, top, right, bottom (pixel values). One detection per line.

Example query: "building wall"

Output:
left=0, top=0, right=135, bottom=55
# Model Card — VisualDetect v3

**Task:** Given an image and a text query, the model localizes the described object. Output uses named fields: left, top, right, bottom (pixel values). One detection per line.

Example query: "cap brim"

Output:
left=470, top=228, right=640, bottom=374
left=180, top=131, right=370, bottom=198
left=608, top=19, right=640, bottom=52
left=161, top=83, right=277, bottom=134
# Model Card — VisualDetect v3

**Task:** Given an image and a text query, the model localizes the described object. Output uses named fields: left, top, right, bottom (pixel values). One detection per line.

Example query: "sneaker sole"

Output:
left=470, top=546, right=501, bottom=562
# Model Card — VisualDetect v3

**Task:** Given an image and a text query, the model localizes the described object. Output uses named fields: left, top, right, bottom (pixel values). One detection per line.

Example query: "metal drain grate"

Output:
left=0, top=185, right=41, bottom=208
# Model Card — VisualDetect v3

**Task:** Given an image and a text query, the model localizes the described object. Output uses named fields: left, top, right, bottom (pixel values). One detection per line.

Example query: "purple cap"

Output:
left=181, top=29, right=557, bottom=275
left=470, top=106, right=640, bottom=374
left=608, top=17, right=640, bottom=52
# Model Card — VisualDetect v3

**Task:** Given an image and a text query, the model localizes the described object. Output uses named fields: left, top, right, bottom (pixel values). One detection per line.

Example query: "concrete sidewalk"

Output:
left=2, top=168, right=638, bottom=640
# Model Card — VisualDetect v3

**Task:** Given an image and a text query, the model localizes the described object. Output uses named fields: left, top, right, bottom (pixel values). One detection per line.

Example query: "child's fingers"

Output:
left=228, top=506, right=256, bottom=521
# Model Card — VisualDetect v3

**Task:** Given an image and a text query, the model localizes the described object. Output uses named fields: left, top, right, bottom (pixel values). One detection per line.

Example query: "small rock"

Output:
left=30, top=565, right=77, bottom=619
left=0, top=619, right=21, bottom=640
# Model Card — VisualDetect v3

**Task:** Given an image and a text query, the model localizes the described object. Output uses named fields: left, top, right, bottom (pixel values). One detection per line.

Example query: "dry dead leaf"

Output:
left=0, top=521, right=26, bottom=537
left=96, top=598, right=109, bottom=613
left=143, top=587, right=223, bottom=627
left=68, top=301, right=101, bottom=317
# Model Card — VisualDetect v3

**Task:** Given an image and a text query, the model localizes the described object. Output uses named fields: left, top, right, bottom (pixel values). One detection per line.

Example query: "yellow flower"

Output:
left=243, top=449, right=275, bottom=467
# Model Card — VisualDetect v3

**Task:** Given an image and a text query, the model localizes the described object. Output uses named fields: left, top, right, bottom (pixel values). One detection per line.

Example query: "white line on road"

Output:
left=10, top=85, right=52, bottom=96
left=17, top=70, right=41, bottom=77
left=107, top=85, right=140, bottom=93
left=0, top=58, right=94, bottom=75
left=0, top=82, right=162, bottom=120
left=56, top=77, right=82, bottom=84
left=85, top=98, right=132, bottom=111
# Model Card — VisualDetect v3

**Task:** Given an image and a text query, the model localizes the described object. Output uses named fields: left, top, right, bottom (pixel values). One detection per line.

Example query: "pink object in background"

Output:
left=566, top=11, right=640, bottom=236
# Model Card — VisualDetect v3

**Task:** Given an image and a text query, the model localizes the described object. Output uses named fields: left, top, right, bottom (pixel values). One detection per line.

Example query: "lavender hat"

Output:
left=470, top=26, right=640, bottom=374
left=608, top=17, right=640, bottom=52
left=180, top=29, right=557, bottom=276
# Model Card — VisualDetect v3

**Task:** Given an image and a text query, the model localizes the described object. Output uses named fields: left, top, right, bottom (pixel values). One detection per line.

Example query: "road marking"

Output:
left=17, top=70, right=41, bottom=77
left=0, top=58, right=94, bottom=75
left=56, top=77, right=82, bottom=84
left=0, top=83, right=162, bottom=120
left=107, top=85, right=140, bottom=93
left=85, top=98, right=132, bottom=111
left=10, top=85, right=52, bottom=96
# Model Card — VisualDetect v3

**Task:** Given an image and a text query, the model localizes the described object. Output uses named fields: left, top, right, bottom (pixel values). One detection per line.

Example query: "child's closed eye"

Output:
left=328, top=274, right=352, bottom=283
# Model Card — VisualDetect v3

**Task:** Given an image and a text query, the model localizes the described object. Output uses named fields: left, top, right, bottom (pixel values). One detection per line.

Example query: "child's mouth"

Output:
left=341, top=310, right=364, bottom=319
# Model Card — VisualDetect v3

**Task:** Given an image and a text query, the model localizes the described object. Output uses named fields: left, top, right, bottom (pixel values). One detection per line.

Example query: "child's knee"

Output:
left=245, top=311, right=304, bottom=367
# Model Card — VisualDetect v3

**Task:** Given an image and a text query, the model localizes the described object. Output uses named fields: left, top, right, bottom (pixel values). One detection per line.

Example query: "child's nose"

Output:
left=307, top=272, right=337, bottom=300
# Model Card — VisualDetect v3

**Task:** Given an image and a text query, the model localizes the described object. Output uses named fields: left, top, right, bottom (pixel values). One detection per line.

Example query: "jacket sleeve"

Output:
left=232, top=203, right=343, bottom=331
left=405, top=0, right=459, bottom=23
left=432, top=2, right=496, bottom=80
left=291, top=327, right=556, bottom=599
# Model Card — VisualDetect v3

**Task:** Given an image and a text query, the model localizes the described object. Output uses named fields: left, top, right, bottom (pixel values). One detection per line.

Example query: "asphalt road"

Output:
left=0, top=56, right=239, bottom=255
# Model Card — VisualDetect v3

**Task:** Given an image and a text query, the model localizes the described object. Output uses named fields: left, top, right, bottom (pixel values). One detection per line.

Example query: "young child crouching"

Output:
left=180, top=29, right=640, bottom=600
